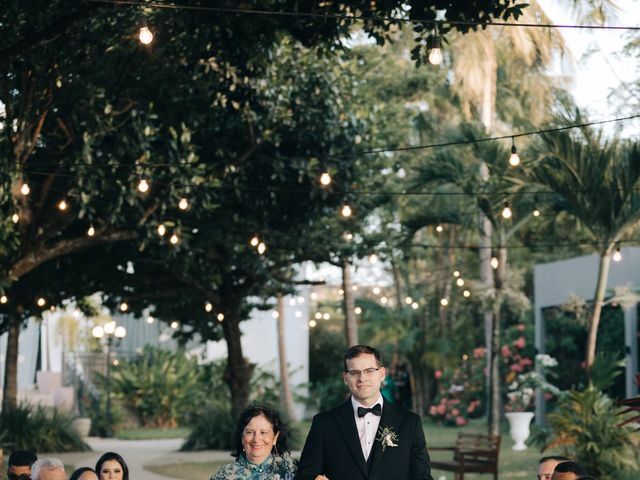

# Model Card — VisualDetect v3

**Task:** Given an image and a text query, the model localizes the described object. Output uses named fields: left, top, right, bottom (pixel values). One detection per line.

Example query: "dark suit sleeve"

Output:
left=409, top=415, right=433, bottom=480
left=296, top=414, right=325, bottom=480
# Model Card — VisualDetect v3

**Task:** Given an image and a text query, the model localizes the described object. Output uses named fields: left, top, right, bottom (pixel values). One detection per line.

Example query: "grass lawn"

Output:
left=116, top=426, right=191, bottom=440
left=144, top=419, right=556, bottom=480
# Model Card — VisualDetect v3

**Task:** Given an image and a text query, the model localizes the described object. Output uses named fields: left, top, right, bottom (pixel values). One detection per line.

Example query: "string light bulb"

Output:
left=12, top=213, right=19, bottom=224
left=456, top=278, right=465, bottom=287
left=320, top=171, right=332, bottom=186
left=491, top=257, right=499, bottom=269
left=217, top=313, right=224, bottom=322
left=509, top=137, right=521, bottom=167
left=169, top=233, right=179, bottom=245
left=427, top=25, right=443, bottom=65
left=120, top=302, right=128, bottom=312
left=157, top=224, right=166, bottom=236
left=533, top=209, right=540, bottom=217
left=501, top=201, right=512, bottom=219
left=0, top=295, right=7, bottom=304
left=87, top=226, right=95, bottom=237
left=137, top=178, right=150, bottom=193
left=205, top=302, right=213, bottom=312
left=178, top=198, right=189, bottom=210
left=36, top=297, right=46, bottom=307
left=341, top=204, right=352, bottom=218
left=20, top=183, right=30, bottom=195
left=250, top=235, right=259, bottom=247
left=138, top=18, right=154, bottom=45
left=453, top=270, right=460, bottom=277
left=613, top=246, right=622, bottom=262
left=58, top=199, right=68, bottom=211
left=440, top=298, right=449, bottom=306
left=257, top=242, right=266, bottom=254
left=436, top=225, right=444, bottom=233
left=463, top=290, right=471, bottom=298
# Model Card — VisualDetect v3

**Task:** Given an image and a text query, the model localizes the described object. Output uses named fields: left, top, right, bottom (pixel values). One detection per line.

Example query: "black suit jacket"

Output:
left=296, top=399, right=433, bottom=480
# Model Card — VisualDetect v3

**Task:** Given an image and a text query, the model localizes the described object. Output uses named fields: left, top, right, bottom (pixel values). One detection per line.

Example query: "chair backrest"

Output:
left=453, top=433, right=501, bottom=465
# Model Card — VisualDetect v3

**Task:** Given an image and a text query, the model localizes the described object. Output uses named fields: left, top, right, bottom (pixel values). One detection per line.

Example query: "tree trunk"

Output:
left=585, top=249, right=612, bottom=370
left=488, top=246, right=507, bottom=436
left=221, top=300, right=254, bottom=418
left=2, top=314, right=21, bottom=411
left=276, top=296, right=296, bottom=420
left=342, top=257, right=358, bottom=346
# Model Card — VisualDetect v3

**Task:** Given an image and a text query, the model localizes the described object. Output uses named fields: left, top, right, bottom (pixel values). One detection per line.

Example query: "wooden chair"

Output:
left=429, top=432, right=501, bottom=480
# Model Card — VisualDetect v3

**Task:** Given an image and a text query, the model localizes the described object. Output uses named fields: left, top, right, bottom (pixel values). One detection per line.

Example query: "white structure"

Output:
left=534, top=247, right=640, bottom=422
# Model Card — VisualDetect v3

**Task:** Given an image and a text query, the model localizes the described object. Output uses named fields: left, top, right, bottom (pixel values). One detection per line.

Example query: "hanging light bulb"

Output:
left=58, top=199, right=68, bottom=211
left=319, top=171, right=332, bottom=186
left=533, top=209, right=540, bottom=217
left=613, top=246, right=622, bottom=262
left=453, top=270, right=460, bottom=277
left=0, top=295, right=7, bottom=304
left=138, top=18, right=154, bottom=45
left=157, top=224, right=166, bottom=236
left=217, top=313, right=225, bottom=322
left=427, top=25, right=443, bottom=65
left=11, top=213, right=19, bottom=224
left=436, top=225, right=444, bottom=233
left=120, top=302, right=128, bottom=312
left=440, top=298, right=449, bottom=306
left=341, top=204, right=352, bottom=218
left=456, top=278, right=465, bottom=287
left=37, top=297, right=46, bottom=307
left=169, top=233, right=179, bottom=245
left=463, top=290, right=471, bottom=298
left=20, top=183, right=30, bottom=195
left=250, top=235, right=259, bottom=247
left=137, top=178, right=150, bottom=193
left=509, top=137, right=521, bottom=167
left=87, top=226, right=95, bottom=237
left=501, top=201, right=512, bottom=219
left=205, top=302, right=213, bottom=312
left=491, top=257, right=499, bottom=269
left=178, top=198, right=189, bottom=210
left=257, top=242, right=266, bottom=255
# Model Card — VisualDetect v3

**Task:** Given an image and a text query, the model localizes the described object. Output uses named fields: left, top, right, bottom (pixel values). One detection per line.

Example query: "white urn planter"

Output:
left=71, top=417, right=92, bottom=438
left=505, top=412, right=534, bottom=451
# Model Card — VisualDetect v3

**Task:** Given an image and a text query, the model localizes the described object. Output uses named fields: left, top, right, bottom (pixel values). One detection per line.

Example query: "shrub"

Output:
left=0, top=404, right=89, bottom=452
left=106, top=346, right=202, bottom=428
left=530, top=386, right=639, bottom=480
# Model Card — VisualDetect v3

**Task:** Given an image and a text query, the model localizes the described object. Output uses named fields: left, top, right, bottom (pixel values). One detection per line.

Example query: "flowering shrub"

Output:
left=505, top=354, right=561, bottom=412
left=428, top=348, right=486, bottom=427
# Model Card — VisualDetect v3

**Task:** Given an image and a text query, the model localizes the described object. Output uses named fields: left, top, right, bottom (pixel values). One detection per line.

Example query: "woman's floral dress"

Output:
left=210, top=453, right=297, bottom=480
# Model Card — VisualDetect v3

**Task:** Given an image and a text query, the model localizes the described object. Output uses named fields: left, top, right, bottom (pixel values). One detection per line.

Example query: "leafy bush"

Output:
left=107, top=346, right=202, bottom=428
left=0, top=404, right=89, bottom=452
left=530, top=386, right=639, bottom=480
left=181, top=407, right=235, bottom=450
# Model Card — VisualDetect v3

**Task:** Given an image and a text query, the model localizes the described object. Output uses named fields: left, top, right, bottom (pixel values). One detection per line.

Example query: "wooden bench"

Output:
left=429, top=433, right=501, bottom=480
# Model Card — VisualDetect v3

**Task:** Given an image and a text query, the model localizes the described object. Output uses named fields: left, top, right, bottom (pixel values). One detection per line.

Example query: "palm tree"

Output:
left=524, top=118, right=640, bottom=370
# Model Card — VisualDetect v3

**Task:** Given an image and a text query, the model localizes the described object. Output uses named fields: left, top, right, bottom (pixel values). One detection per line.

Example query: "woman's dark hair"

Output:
left=69, top=468, right=96, bottom=480
left=231, top=404, right=290, bottom=459
left=95, top=452, right=129, bottom=480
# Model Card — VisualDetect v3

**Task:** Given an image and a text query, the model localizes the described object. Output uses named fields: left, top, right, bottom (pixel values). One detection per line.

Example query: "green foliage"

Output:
left=530, top=387, right=640, bottom=480
left=180, top=407, right=235, bottom=451
left=107, top=346, right=202, bottom=428
left=0, top=404, right=89, bottom=452
left=307, top=325, right=348, bottom=412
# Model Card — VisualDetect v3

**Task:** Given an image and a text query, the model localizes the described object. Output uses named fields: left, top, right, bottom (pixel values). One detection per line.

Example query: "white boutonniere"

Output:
left=376, top=426, right=399, bottom=452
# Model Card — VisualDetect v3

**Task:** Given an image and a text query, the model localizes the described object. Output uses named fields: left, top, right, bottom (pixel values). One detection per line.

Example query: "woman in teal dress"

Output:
left=211, top=404, right=297, bottom=480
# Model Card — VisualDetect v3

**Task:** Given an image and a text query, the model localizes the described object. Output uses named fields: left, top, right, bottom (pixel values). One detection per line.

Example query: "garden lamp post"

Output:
left=92, top=320, right=126, bottom=437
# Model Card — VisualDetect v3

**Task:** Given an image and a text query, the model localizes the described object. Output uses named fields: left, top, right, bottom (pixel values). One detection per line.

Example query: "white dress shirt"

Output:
left=351, top=394, right=384, bottom=461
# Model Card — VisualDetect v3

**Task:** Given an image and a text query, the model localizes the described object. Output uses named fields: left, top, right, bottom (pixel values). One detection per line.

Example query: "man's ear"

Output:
left=342, top=372, right=349, bottom=385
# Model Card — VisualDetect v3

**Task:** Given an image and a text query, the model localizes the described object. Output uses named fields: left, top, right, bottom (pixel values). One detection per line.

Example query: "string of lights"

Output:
left=85, top=0, right=640, bottom=32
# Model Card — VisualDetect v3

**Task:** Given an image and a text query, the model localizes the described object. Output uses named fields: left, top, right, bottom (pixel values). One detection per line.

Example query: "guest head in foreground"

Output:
left=95, top=452, right=128, bottom=480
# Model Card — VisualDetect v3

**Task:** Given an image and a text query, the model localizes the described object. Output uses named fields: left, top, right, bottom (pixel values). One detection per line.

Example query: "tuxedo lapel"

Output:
left=334, top=400, right=368, bottom=478
left=369, top=401, right=403, bottom=475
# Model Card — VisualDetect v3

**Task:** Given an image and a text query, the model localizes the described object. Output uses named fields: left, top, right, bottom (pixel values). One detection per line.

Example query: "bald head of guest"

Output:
left=537, top=456, right=571, bottom=480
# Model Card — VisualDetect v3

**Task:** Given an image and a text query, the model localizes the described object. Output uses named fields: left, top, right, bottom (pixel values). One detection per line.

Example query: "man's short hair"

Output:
left=343, top=345, right=383, bottom=371
left=553, top=461, right=587, bottom=476
left=539, top=456, right=571, bottom=464
left=31, top=458, right=65, bottom=480
left=8, top=451, right=38, bottom=468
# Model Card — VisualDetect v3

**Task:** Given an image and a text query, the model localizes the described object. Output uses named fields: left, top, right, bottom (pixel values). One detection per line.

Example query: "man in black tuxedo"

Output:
left=297, top=345, right=433, bottom=480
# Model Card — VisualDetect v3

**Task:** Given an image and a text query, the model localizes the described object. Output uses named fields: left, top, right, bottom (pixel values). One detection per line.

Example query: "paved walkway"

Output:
left=53, top=438, right=233, bottom=480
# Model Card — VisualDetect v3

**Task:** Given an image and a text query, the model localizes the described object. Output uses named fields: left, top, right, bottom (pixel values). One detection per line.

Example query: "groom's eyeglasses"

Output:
left=345, top=367, right=380, bottom=378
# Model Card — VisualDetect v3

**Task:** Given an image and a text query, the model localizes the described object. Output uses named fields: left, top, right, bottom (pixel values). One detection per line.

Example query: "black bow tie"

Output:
left=357, top=403, right=382, bottom=417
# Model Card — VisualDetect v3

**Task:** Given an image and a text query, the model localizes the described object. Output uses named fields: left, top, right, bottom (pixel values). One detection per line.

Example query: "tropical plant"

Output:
left=524, top=116, right=640, bottom=371
left=0, top=404, right=89, bottom=452
left=530, top=386, right=640, bottom=480
left=107, top=346, right=202, bottom=428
